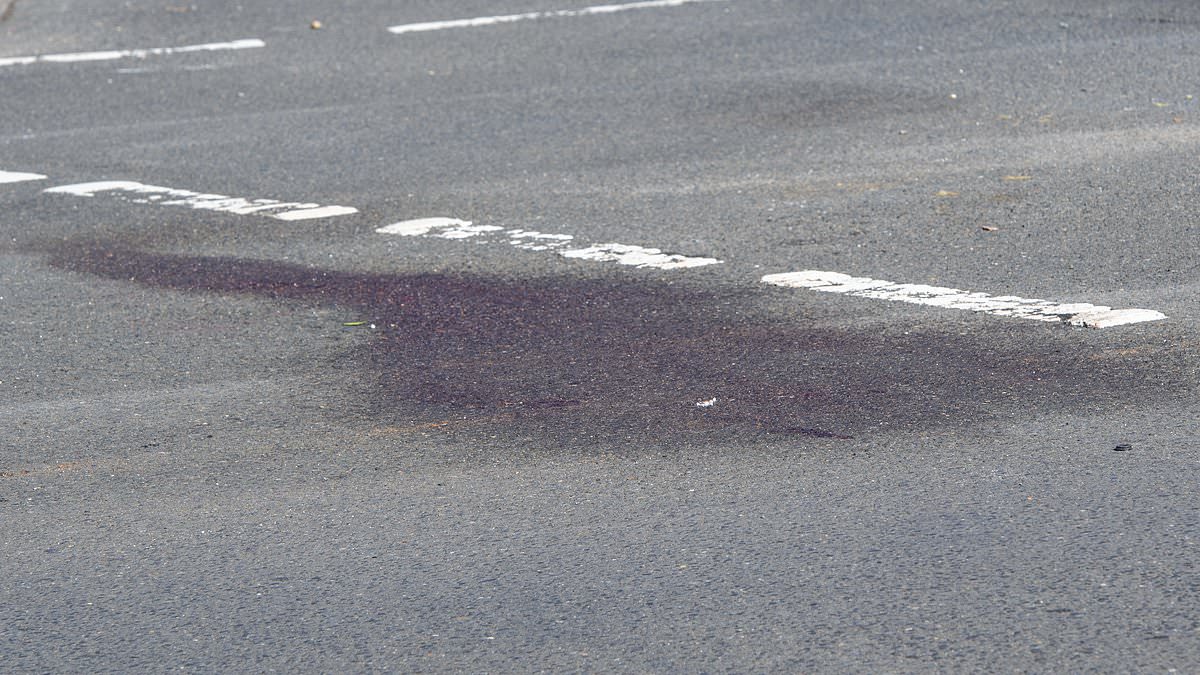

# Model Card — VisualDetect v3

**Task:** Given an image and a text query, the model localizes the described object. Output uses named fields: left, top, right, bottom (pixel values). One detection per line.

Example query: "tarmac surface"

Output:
left=3, top=1, right=1200, bottom=671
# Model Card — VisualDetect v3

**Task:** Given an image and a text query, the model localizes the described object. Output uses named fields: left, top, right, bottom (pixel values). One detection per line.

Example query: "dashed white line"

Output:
left=0, top=170, right=46, bottom=184
left=377, top=217, right=722, bottom=270
left=45, top=180, right=356, bottom=221
left=387, top=0, right=726, bottom=34
left=0, top=38, right=265, bottom=68
left=16, top=167, right=1171, bottom=326
left=762, top=270, right=1165, bottom=328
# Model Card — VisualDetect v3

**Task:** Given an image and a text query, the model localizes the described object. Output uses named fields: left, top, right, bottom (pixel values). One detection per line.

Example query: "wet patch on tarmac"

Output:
left=43, top=239, right=1186, bottom=450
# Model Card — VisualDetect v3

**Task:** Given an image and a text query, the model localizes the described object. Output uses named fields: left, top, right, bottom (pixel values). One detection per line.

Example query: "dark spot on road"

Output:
left=43, top=239, right=1185, bottom=450
left=0, top=0, right=17, bottom=24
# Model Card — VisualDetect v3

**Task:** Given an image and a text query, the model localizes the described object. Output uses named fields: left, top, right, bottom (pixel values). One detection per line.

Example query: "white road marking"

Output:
left=45, top=180, right=356, bottom=221
left=388, top=0, right=725, bottom=34
left=0, top=39, right=265, bottom=68
left=508, top=229, right=576, bottom=251
left=762, top=270, right=1166, bottom=328
left=273, top=205, right=360, bottom=221
left=376, top=217, right=473, bottom=236
left=377, top=217, right=722, bottom=270
left=560, top=242, right=721, bottom=269
left=0, top=170, right=46, bottom=184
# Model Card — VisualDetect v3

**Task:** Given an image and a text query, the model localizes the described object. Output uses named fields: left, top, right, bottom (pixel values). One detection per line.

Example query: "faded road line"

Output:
left=45, top=181, right=357, bottom=221
left=763, top=270, right=1165, bottom=328
left=0, top=170, right=46, bottom=184
left=377, top=217, right=721, bottom=270
left=388, top=0, right=726, bottom=34
left=0, top=38, right=265, bottom=68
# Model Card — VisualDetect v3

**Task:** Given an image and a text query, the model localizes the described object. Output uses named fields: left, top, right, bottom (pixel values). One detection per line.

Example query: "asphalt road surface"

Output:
left=3, top=0, right=1200, bottom=671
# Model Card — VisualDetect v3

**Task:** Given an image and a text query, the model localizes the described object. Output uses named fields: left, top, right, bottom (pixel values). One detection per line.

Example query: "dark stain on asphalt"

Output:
left=43, top=240, right=1181, bottom=449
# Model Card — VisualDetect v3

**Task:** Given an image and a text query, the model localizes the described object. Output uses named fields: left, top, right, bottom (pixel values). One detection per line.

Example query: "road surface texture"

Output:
left=3, top=0, right=1199, bottom=671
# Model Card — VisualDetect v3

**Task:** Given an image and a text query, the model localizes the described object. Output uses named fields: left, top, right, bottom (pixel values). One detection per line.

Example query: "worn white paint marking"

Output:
left=376, top=217, right=474, bottom=236
left=43, top=180, right=142, bottom=196
left=273, top=205, right=360, bottom=221
left=45, top=180, right=356, bottom=221
left=377, top=218, right=721, bottom=270
left=1065, top=308, right=1167, bottom=329
left=388, top=0, right=725, bottom=34
left=437, top=224, right=505, bottom=239
left=507, top=229, right=576, bottom=251
left=379, top=218, right=540, bottom=242
left=560, top=243, right=721, bottom=269
left=0, top=39, right=265, bottom=68
left=762, top=270, right=1166, bottom=328
left=0, top=170, right=46, bottom=184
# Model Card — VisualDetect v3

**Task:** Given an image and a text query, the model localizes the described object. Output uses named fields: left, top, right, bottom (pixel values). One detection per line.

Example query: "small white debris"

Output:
left=695, top=398, right=717, bottom=408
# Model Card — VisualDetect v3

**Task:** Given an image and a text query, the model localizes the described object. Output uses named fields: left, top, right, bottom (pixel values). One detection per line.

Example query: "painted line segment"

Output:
left=377, top=217, right=721, bottom=270
left=0, top=39, right=265, bottom=68
left=45, top=180, right=356, bottom=221
left=388, top=0, right=725, bottom=34
left=0, top=170, right=47, bottom=184
left=762, top=270, right=1165, bottom=328
left=560, top=243, right=721, bottom=269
